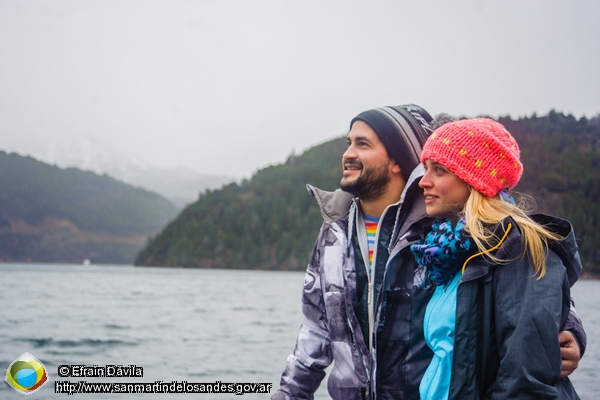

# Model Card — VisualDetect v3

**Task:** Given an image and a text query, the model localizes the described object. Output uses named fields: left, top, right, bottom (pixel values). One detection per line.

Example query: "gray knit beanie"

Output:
left=350, top=104, right=434, bottom=180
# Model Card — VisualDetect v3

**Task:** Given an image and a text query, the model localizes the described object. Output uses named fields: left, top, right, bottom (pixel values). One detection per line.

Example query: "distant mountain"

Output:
left=0, top=151, right=179, bottom=264
left=122, top=165, right=234, bottom=209
left=136, top=111, right=600, bottom=275
left=0, top=136, right=234, bottom=206
left=135, top=137, right=347, bottom=270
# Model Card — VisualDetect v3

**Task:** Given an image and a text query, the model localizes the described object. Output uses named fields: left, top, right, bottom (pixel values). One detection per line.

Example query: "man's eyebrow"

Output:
left=348, top=135, right=372, bottom=142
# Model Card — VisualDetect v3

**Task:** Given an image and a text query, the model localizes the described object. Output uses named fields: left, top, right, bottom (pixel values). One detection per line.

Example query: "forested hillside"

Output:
left=135, top=138, right=346, bottom=270
left=0, top=152, right=178, bottom=264
left=499, top=111, right=600, bottom=275
left=136, top=111, right=600, bottom=274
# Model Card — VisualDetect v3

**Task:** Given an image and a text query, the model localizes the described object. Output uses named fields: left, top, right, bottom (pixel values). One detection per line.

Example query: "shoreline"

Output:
left=579, top=271, right=600, bottom=280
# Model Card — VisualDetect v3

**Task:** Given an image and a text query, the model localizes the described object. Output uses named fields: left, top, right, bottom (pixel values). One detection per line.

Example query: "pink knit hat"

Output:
left=420, top=118, right=523, bottom=197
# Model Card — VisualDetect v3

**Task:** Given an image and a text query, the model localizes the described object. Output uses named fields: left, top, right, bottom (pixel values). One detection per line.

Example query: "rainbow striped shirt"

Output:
left=364, top=214, right=380, bottom=267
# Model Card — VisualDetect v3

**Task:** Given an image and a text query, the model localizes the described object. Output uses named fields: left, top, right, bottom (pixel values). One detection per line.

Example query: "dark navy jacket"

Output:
left=449, top=215, right=582, bottom=399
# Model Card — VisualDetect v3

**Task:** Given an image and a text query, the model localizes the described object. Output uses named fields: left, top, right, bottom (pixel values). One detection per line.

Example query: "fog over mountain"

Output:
left=0, top=135, right=234, bottom=207
left=2, top=1, right=598, bottom=183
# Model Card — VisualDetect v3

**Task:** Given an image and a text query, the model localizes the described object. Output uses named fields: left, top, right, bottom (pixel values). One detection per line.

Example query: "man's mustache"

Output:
left=344, top=159, right=363, bottom=169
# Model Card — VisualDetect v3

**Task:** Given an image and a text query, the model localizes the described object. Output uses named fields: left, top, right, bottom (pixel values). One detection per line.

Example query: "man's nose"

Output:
left=342, top=145, right=357, bottom=160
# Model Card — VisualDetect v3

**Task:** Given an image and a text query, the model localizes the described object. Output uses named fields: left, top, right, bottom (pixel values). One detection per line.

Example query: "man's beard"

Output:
left=340, top=160, right=391, bottom=202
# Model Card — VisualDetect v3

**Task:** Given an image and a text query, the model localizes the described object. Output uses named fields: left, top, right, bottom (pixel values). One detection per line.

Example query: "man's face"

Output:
left=340, top=120, right=396, bottom=202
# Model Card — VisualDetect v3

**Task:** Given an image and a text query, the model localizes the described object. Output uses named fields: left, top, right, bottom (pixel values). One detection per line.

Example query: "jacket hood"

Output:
left=530, top=214, right=582, bottom=287
left=305, top=185, right=354, bottom=224
left=463, top=214, right=582, bottom=287
left=305, top=164, right=427, bottom=225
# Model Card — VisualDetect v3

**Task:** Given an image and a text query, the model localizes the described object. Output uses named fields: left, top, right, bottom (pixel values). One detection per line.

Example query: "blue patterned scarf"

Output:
left=410, top=218, right=474, bottom=287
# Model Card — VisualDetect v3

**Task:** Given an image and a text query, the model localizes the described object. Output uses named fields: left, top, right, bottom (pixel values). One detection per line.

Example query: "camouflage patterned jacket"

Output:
left=273, top=167, right=436, bottom=400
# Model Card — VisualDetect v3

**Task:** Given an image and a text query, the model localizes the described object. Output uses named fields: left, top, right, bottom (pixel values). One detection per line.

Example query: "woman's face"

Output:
left=419, top=160, right=471, bottom=218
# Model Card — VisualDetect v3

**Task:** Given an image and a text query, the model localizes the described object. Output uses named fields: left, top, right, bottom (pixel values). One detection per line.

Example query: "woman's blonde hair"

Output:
left=462, top=190, right=561, bottom=278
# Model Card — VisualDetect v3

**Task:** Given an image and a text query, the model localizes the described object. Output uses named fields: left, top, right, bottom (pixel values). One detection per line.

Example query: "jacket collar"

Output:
left=460, top=215, right=582, bottom=286
left=306, top=164, right=427, bottom=225
left=305, top=184, right=354, bottom=224
left=530, top=214, right=582, bottom=287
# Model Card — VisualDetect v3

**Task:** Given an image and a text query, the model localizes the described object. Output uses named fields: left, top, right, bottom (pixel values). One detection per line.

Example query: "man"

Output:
left=273, top=105, right=586, bottom=399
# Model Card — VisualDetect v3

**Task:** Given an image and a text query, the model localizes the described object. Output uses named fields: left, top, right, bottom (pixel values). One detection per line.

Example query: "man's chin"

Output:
left=340, top=181, right=360, bottom=196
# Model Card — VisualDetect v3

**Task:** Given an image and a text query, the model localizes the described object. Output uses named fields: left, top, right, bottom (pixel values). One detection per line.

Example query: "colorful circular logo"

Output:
left=5, top=352, right=49, bottom=395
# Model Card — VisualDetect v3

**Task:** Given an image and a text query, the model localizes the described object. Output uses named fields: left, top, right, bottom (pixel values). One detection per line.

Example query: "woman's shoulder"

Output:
left=529, top=214, right=581, bottom=286
left=496, top=214, right=582, bottom=286
left=495, top=213, right=576, bottom=247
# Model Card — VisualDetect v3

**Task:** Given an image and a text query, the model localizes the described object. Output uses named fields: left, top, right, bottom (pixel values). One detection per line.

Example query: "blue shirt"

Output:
left=420, top=271, right=462, bottom=400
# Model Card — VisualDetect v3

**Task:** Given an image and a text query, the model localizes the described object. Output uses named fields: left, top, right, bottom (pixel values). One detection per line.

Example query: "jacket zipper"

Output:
left=344, top=216, right=371, bottom=399
left=347, top=315, right=371, bottom=399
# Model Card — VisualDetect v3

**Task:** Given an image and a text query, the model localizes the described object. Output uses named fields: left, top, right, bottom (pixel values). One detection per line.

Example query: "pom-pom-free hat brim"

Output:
left=420, top=118, right=523, bottom=197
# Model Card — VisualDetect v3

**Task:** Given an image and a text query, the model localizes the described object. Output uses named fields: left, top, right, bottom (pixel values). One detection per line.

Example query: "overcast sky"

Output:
left=1, top=0, right=599, bottom=179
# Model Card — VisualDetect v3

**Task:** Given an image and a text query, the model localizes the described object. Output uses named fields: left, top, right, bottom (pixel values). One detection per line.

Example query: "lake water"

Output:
left=0, top=264, right=597, bottom=399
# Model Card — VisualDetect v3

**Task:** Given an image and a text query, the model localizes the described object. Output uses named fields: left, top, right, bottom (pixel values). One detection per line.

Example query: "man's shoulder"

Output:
left=306, top=184, right=354, bottom=224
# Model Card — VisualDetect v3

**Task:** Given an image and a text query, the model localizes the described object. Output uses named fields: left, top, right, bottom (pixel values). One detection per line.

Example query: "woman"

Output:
left=410, top=118, right=580, bottom=399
